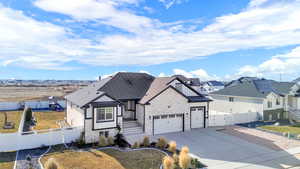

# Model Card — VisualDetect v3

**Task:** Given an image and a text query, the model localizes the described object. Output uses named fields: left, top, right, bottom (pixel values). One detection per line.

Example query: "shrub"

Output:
left=156, top=137, right=167, bottom=149
left=142, top=136, right=150, bottom=147
left=132, top=142, right=140, bottom=149
left=114, top=131, right=128, bottom=148
left=99, top=135, right=107, bottom=147
left=44, top=158, right=59, bottom=169
left=107, top=136, right=114, bottom=146
left=179, top=151, right=191, bottom=169
left=191, top=158, right=203, bottom=168
left=162, top=156, right=174, bottom=169
left=168, top=141, right=177, bottom=153
left=25, top=107, right=33, bottom=122
left=77, top=132, right=85, bottom=148
left=180, top=146, right=189, bottom=154
left=173, top=153, right=179, bottom=164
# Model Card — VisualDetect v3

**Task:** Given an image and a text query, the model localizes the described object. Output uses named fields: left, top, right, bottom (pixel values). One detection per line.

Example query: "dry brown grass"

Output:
left=102, top=149, right=165, bottom=169
left=0, top=151, right=16, bottom=169
left=42, top=149, right=125, bottom=169
left=142, top=136, right=150, bottom=147
left=44, top=158, right=59, bottom=169
left=33, top=111, right=65, bottom=130
left=41, top=148, right=165, bottom=169
left=179, top=152, right=191, bottom=169
left=0, top=111, right=22, bottom=133
left=180, top=146, right=189, bottom=154
left=156, top=137, right=168, bottom=149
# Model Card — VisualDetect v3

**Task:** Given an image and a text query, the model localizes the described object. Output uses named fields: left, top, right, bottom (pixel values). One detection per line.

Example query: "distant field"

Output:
left=0, top=86, right=82, bottom=102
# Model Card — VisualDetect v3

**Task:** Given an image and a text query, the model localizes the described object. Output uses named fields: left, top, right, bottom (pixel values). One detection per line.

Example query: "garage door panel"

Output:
left=191, top=107, right=204, bottom=129
left=154, top=114, right=183, bottom=134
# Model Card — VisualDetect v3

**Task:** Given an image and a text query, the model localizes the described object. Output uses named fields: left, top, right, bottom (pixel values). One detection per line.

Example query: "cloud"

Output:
left=158, top=0, right=188, bottom=9
left=1, top=0, right=300, bottom=72
left=249, top=0, right=269, bottom=8
left=235, top=46, right=300, bottom=80
left=173, top=68, right=219, bottom=81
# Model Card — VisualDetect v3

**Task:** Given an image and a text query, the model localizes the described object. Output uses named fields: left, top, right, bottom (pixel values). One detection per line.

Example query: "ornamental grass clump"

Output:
left=132, top=141, right=140, bottom=149
left=162, top=156, right=174, bottom=169
left=142, top=136, right=150, bottom=147
left=179, top=146, right=191, bottom=169
left=98, top=135, right=107, bottom=147
left=173, top=153, right=179, bottom=165
left=107, top=136, right=114, bottom=146
left=156, top=137, right=167, bottom=149
left=44, top=158, right=59, bottom=169
left=168, top=141, right=177, bottom=153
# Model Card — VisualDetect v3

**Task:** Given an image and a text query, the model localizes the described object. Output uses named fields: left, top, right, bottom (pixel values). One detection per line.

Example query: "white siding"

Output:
left=66, top=101, right=84, bottom=127
left=210, top=95, right=264, bottom=118
left=263, top=92, right=284, bottom=110
left=136, top=104, right=145, bottom=126
left=144, top=87, right=207, bottom=135
left=94, top=95, right=114, bottom=102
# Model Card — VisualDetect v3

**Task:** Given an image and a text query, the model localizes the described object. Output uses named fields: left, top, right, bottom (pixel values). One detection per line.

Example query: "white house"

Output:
left=65, top=72, right=211, bottom=143
left=210, top=79, right=300, bottom=122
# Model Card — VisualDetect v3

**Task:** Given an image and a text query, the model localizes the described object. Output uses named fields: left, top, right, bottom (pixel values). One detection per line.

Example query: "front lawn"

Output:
left=0, top=151, right=16, bottom=169
left=0, top=111, right=22, bottom=133
left=33, top=111, right=66, bottom=130
left=259, top=125, right=300, bottom=135
left=41, top=148, right=165, bottom=169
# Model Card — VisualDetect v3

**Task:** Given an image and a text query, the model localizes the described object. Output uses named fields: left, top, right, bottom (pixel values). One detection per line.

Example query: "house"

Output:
left=210, top=79, right=300, bottom=122
left=200, top=80, right=225, bottom=94
left=65, top=72, right=211, bottom=143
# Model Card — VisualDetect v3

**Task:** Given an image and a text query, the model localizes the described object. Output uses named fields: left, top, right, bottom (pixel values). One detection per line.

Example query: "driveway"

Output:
left=151, top=127, right=300, bottom=169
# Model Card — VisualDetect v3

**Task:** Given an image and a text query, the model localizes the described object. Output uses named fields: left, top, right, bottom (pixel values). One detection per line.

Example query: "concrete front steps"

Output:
left=123, top=121, right=143, bottom=135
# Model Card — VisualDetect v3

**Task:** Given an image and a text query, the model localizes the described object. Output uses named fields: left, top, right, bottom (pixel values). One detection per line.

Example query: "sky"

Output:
left=0, top=0, right=300, bottom=81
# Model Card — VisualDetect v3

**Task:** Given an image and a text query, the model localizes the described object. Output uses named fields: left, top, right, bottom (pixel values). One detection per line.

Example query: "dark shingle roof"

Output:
left=207, top=81, right=224, bottom=86
left=211, top=80, right=295, bottom=98
left=99, top=72, right=155, bottom=100
left=66, top=72, right=154, bottom=107
left=65, top=77, right=112, bottom=107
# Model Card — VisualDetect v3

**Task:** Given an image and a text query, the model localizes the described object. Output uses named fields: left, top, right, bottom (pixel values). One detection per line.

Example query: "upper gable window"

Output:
left=175, top=83, right=183, bottom=91
left=276, top=98, right=280, bottom=105
left=267, top=101, right=272, bottom=108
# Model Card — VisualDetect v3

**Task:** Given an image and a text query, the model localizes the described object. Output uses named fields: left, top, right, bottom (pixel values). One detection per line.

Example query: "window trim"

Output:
left=95, top=107, right=114, bottom=122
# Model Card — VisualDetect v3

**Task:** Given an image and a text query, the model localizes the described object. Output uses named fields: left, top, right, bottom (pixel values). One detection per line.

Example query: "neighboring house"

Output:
left=66, top=72, right=211, bottom=143
left=210, top=79, right=300, bottom=121
left=225, top=77, right=261, bottom=88
left=200, top=81, right=225, bottom=94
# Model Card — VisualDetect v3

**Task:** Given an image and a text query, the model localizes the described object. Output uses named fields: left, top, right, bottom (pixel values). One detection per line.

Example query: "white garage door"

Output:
left=191, top=107, right=205, bottom=129
left=153, top=114, right=183, bottom=134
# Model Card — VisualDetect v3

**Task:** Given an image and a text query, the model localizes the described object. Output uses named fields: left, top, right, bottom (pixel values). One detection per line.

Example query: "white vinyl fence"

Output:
left=0, top=127, right=82, bottom=152
left=208, top=111, right=258, bottom=127
left=0, top=100, right=66, bottom=111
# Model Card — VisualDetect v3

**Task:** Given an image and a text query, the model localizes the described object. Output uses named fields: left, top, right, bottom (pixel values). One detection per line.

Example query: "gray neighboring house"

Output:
left=66, top=72, right=211, bottom=143
left=210, top=79, right=300, bottom=121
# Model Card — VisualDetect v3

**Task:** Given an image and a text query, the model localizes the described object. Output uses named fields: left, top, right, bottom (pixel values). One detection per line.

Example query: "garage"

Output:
left=191, top=107, right=205, bottom=129
left=153, top=114, right=183, bottom=134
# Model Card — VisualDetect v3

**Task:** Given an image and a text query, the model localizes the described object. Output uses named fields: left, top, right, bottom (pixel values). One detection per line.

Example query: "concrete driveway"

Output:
left=152, top=128, right=300, bottom=169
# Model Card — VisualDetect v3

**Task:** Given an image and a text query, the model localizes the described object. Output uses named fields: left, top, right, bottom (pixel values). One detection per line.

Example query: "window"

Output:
left=175, top=83, right=182, bottom=91
left=276, top=98, right=280, bottom=105
left=267, top=101, right=272, bottom=108
left=99, top=131, right=109, bottom=137
left=96, top=107, right=114, bottom=122
left=125, top=100, right=135, bottom=111
left=229, top=97, right=234, bottom=102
